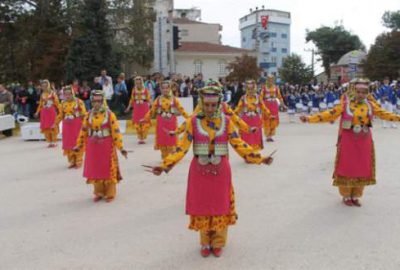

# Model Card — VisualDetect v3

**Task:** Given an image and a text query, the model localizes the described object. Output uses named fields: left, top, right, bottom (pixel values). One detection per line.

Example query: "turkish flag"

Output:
left=261, top=15, right=269, bottom=29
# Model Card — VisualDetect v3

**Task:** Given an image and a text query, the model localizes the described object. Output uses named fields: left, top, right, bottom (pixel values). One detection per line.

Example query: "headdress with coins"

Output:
left=197, top=86, right=223, bottom=118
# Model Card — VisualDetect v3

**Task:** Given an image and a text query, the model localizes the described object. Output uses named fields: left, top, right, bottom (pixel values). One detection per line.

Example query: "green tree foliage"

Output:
left=363, top=31, right=400, bottom=80
left=66, top=0, right=121, bottom=82
left=226, top=54, right=262, bottom=83
left=279, top=54, right=313, bottom=84
left=382, top=11, right=400, bottom=31
left=306, top=26, right=364, bottom=80
left=0, top=0, right=71, bottom=83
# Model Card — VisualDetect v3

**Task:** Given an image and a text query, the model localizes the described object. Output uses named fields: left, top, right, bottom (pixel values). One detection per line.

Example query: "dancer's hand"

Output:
left=152, top=167, right=163, bottom=176
left=299, top=115, right=308, bottom=123
left=34, top=112, right=39, bottom=118
left=168, top=130, right=176, bottom=136
left=72, top=146, right=80, bottom=152
left=250, top=127, right=258, bottom=133
left=121, top=149, right=128, bottom=159
left=263, top=156, right=274, bottom=165
left=142, top=165, right=163, bottom=176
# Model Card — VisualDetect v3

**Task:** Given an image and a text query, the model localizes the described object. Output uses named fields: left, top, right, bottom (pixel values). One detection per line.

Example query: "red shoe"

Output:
left=343, top=197, right=353, bottom=206
left=93, top=196, right=102, bottom=202
left=68, top=164, right=76, bottom=169
left=212, top=247, right=223, bottom=257
left=200, top=246, right=211, bottom=257
left=266, top=138, right=274, bottom=142
left=138, top=140, right=146, bottom=144
left=351, top=198, right=362, bottom=207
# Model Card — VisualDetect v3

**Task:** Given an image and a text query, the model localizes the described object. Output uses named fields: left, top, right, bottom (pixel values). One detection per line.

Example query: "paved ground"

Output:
left=2, top=114, right=400, bottom=270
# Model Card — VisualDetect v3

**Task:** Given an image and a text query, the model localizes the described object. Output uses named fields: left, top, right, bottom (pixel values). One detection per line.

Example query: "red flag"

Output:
left=261, top=15, right=269, bottom=29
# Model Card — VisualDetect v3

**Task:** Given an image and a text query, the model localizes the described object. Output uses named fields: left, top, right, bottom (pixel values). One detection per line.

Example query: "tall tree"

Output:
left=66, top=0, right=120, bottom=82
left=363, top=32, right=400, bottom=80
left=279, top=54, right=313, bottom=84
left=382, top=11, right=400, bottom=31
left=226, top=54, right=262, bottom=83
left=306, top=26, right=364, bottom=80
left=0, top=0, right=71, bottom=82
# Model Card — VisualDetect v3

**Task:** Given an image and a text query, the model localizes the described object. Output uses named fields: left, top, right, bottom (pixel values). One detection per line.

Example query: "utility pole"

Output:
left=304, top=48, right=315, bottom=77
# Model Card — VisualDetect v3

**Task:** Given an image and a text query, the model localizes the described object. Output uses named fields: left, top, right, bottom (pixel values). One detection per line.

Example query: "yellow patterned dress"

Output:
left=260, top=85, right=284, bottom=138
left=308, top=96, right=400, bottom=198
left=76, top=110, right=124, bottom=199
left=234, top=94, right=270, bottom=150
left=144, top=95, right=189, bottom=158
left=36, top=92, right=60, bottom=143
left=160, top=115, right=266, bottom=247
left=56, top=98, right=86, bottom=167
left=128, top=87, right=152, bottom=141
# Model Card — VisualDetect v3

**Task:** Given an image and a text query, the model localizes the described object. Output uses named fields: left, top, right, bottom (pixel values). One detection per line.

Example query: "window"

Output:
left=271, top=56, right=277, bottom=63
left=281, top=33, right=288, bottom=39
left=194, top=60, right=202, bottom=74
left=242, top=37, right=246, bottom=42
left=271, top=47, right=277, bottom=52
left=281, top=48, right=288, bottom=53
left=218, top=60, right=227, bottom=75
left=269, top=32, right=277, bottom=38
left=180, top=29, right=189, bottom=37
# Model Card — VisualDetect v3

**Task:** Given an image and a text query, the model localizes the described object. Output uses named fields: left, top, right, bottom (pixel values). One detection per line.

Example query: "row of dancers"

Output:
left=33, top=76, right=400, bottom=257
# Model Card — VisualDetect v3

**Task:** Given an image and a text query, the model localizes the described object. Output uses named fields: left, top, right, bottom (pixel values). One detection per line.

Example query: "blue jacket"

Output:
left=287, top=94, right=297, bottom=109
left=378, top=85, right=396, bottom=104
left=301, top=93, right=310, bottom=106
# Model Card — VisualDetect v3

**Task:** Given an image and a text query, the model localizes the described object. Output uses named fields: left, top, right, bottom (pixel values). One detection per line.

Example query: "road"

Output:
left=2, top=114, right=400, bottom=270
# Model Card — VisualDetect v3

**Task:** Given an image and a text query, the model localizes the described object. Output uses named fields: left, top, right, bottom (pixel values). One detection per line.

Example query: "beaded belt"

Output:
left=88, top=128, right=111, bottom=138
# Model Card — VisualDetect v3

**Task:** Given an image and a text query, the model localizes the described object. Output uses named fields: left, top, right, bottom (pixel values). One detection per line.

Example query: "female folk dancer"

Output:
left=34, top=79, right=60, bottom=148
left=147, top=86, right=274, bottom=257
left=300, top=78, right=400, bottom=207
left=76, top=90, right=128, bottom=203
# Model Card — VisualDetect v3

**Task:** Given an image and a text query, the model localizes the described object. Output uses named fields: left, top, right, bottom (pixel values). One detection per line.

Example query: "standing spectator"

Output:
left=71, top=79, right=80, bottom=96
left=0, top=84, right=13, bottom=114
left=99, top=69, right=113, bottom=89
left=192, top=73, right=204, bottom=109
left=144, top=75, right=156, bottom=101
left=180, top=78, right=187, bottom=97
left=378, top=76, right=396, bottom=128
left=102, top=78, right=114, bottom=109
left=0, top=84, right=14, bottom=136
left=114, top=73, right=128, bottom=116
left=79, top=80, right=91, bottom=111
left=16, top=86, right=29, bottom=117
left=92, top=77, right=103, bottom=90
left=26, top=81, right=38, bottom=118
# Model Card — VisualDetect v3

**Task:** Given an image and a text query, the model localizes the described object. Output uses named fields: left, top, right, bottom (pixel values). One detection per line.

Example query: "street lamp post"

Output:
left=304, top=48, right=315, bottom=77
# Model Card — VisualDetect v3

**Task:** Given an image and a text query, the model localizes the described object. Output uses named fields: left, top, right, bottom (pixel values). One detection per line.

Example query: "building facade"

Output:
left=239, top=8, right=291, bottom=77
left=153, top=0, right=175, bottom=75
left=173, top=17, right=222, bottom=45
left=175, top=42, right=252, bottom=80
